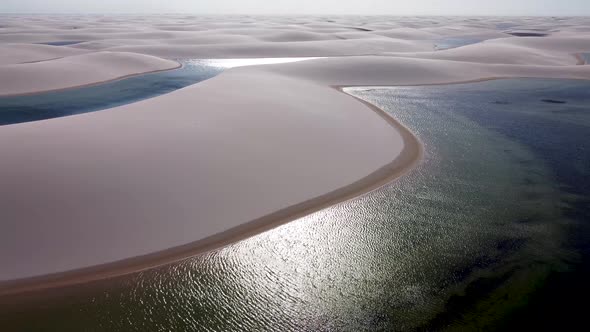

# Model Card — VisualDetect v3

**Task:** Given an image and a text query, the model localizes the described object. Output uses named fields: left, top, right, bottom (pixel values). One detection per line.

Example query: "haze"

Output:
left=1, top=0, right=590, bottom=16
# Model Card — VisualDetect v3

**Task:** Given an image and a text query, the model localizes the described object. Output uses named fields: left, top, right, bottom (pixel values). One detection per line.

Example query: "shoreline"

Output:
left=0, top=86, right=423, bottom=297
left=0, top=61, right=182, bottom=98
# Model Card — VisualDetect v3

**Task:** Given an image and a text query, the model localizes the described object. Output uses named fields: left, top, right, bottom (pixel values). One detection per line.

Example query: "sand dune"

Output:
left=1, top=15, right=590, bottom=290
left=0, top=51, right=179, bottom=96
left=383, top=42, right=576, bottom=65
left=70, top=39, right=162, bottom=51
left=485, top=35, right=590, bottom=53
left=106, top=38, right=433, bottom=58
left=0, top=43, right=88, bottom=65
left=374, top=27, right=440, bottom=40
left=256, top=30, right=336, bottom=42
left=256, top=55, right=590, bottom=87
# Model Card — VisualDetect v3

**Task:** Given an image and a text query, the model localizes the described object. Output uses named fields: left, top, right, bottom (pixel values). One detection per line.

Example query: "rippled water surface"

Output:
left=1, top=79, right=589, bottom=331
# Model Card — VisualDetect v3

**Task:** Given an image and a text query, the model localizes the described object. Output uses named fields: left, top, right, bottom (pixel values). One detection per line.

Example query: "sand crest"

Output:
left=0, top=51, right=179, bottom=96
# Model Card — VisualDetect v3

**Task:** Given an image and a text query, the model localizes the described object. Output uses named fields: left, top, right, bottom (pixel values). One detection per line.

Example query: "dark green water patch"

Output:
left=360, top=79, right=590, bottom=330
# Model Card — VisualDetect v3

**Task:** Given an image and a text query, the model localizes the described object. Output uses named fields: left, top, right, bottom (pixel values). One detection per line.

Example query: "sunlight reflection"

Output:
left=187, top=57, right=320, bottom=69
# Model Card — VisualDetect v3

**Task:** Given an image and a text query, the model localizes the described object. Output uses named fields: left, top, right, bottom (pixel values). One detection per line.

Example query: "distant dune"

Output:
left=0, top=43, right=88, bottom=65
left=0, top=51, right=179, bottom=96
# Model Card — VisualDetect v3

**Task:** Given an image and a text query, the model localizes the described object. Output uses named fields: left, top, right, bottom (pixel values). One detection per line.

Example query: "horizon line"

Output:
left=1, top=12, right=589, bottom=17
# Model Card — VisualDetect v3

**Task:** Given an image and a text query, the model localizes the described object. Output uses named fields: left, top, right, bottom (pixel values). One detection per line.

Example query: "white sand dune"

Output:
left=485, top=35, right=590, bottom=54
left=1, top=15, right=590, bottom=290
left=383, top=42, right=577, bottom=65
left=0, top=51, right=179, bottom=96
left=0, top=43, right=88, bottom=65
left=259, top=55, right=590, bottom=87
left=163, top=34, right=260, bottom=45
left=70, top=39, right=162, bottom=51
left=106, top=38, right=434, bottom=58
left=256, top=30, right=337, bottom=42
left=374, top=27, right=440, bottom=40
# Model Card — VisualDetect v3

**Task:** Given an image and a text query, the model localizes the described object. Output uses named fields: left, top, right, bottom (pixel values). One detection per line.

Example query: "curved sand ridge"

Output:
left=1, top=15, right=590, bottom=294
left=0, top=51, right=179, bottom=96
left=0, top=43, right=88, bottom=65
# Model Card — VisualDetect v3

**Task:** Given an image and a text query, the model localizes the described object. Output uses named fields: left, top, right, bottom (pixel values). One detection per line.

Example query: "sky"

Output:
left=1, top=0, right=590, bottom=16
